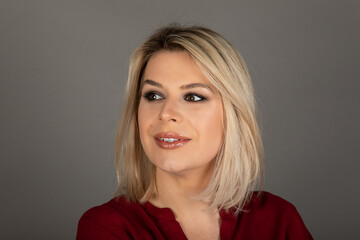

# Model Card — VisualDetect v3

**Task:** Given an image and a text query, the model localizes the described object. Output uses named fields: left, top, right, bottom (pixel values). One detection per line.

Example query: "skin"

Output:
left=138, top=50, right=224, bottom=240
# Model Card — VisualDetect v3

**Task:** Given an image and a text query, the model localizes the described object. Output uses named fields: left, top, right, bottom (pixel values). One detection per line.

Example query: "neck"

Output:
left=150, top=162, right=215, bottom=215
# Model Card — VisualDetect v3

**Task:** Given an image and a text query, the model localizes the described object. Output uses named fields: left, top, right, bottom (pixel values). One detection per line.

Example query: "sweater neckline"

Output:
left=141, top=201, right=177, bottom=220
left=140, top=200, right=238, bottom=221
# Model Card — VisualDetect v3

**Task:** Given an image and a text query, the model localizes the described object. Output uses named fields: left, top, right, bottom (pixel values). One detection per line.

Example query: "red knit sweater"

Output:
left=76, top=191, right=313, bottom=240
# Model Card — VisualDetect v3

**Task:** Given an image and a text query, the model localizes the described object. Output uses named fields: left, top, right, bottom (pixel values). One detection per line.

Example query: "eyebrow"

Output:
left=141, top=79, right=214, bottom=92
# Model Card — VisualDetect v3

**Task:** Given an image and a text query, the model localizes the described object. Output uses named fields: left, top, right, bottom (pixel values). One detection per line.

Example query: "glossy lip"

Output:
left=154, top=132, right=191, bottom=150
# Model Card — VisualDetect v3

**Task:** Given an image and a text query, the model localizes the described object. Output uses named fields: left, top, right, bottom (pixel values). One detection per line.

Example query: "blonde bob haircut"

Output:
left=115, top=24, right=264, bottom=213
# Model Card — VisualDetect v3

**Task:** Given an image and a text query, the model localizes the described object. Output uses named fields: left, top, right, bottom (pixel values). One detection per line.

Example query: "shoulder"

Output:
left=79, top=196, right=141, bottom=221
left=247, top=191, right=296, bottom=213
left=76, top=197, right=150, bottom=240
left=240, top=191, right=313, bottom=239
left=243, top=191, right=304, bottom=222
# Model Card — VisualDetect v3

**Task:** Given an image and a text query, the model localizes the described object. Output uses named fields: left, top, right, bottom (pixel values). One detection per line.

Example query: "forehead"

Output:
left=142, top=50, right=211, bottom=86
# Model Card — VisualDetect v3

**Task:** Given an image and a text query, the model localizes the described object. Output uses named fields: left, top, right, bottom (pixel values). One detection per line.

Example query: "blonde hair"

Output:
left=115, top=24, right=264, bottom=213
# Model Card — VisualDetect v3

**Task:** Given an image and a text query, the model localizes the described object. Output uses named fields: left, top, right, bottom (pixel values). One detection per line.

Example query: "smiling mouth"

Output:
left=158, top=138, right=180, bottom=143
left=154, top=133, right=191, bottom=150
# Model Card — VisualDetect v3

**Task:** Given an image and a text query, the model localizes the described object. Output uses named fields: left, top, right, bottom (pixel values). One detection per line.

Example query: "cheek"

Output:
left=138, top=101, right=163, bottom=151
left=190, top=103, right=223, bottom=146
left=138, top=102, right=153, bottom=140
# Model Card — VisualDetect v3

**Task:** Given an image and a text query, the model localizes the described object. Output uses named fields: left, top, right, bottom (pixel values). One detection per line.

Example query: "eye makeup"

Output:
left=141, top=90, right=208, bottom=102
left=142, top=91, right=164, bottom=101
left=184, top=92, right=207, bottom=102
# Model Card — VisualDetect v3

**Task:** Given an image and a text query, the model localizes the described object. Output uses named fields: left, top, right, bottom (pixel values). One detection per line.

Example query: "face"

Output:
left=138, top=50, right=223, bottom=176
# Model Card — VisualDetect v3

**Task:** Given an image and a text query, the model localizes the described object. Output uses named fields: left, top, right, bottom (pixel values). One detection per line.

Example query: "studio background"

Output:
left=1, top=0, right=359, bottom=239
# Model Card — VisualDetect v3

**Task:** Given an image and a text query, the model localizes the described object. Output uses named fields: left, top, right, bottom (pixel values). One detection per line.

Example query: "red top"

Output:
left=76, top=191, right=313, bottom=240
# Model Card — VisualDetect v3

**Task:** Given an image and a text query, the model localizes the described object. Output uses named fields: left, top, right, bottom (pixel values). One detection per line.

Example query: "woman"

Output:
left=77, top=24, right=313, bottom=240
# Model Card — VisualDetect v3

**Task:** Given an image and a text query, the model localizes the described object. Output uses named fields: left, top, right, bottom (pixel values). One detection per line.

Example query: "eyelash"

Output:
left=142, top=91, right=207, bottom=102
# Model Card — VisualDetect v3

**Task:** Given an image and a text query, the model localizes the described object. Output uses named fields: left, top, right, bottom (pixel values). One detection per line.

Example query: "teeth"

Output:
left=159, top=138, right=180, bottom=143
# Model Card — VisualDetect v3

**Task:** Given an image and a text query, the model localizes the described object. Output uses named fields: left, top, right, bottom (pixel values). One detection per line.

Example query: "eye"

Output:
left=184, top=93, right=206, bottom=102
left=143, top=91, right=164, bottom=101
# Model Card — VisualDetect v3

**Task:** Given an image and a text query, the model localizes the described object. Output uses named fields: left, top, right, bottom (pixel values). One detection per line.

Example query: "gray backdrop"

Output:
left=1, top=0, right=359, bottom=239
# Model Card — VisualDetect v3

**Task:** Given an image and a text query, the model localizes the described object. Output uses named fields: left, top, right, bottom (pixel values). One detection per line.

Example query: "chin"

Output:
left=152, top=158, right=189, bottom=174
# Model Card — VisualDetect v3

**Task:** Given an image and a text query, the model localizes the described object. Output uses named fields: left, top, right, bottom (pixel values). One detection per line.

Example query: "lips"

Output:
left=154, top=132, right=191, bottom=150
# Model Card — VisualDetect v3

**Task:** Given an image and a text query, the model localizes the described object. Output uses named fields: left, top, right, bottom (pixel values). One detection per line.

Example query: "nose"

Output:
left=159, top=98, right=183, bottom=122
